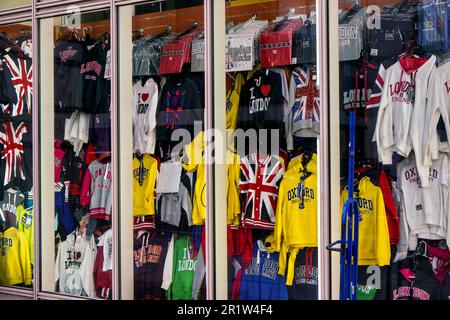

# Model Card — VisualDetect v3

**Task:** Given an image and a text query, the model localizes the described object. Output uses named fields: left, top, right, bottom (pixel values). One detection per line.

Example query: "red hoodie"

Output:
left=379, top=171, right=400, bottom=245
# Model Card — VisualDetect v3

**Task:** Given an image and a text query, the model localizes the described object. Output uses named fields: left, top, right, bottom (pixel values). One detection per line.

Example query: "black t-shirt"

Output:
left=81, top=44, right=104, bottom=113
left=95, top=41, right=111, bottom=114
left=237, top=69, right=284, bottom=132
left=156, top=75, right=203, bottom=144
left=54, top=40, right=86, bottom=112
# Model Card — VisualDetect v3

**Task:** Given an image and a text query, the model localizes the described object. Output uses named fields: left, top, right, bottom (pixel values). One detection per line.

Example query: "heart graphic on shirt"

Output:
left=261, top=84, right=271, bottom=97
left=141, top=93, right=149, bottom=102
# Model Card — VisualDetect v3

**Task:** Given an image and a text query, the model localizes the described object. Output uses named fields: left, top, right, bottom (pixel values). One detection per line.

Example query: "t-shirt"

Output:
left=155, top=76, right=203, bottom=144
left=167, top=234, right=197, bottom=300
left=133, top=154, right=158, bottom=217
left=54, top=40, right=86, bottom=112
left=236, top=69, right=284, bottom=135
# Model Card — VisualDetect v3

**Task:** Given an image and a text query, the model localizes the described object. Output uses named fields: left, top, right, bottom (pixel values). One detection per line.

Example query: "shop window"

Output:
left=225, top=0, right=321, bottom=301
left=0, top=21, right=33, bottom=291
left=118, top=1, right=207, bottom=300
left=39, top=9, right=112, bottom=299
left=334, top=0, right=450, bottom=300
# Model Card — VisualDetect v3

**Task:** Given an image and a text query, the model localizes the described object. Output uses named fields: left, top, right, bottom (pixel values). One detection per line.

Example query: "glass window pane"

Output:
left=39, top=10, right=112, bottom=299
left=0, top=0, right=30, bottom=10
left=334, top=0, right=450, bottom=300
left=0, top=21, right=33, bottom=290
left=120, top=1, right=207, bottom=300
left=225, top=0, right=320, bottom=300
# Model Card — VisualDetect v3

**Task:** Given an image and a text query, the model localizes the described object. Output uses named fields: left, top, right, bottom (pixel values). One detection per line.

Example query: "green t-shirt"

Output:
left=168, top=234, right=197, bottom=300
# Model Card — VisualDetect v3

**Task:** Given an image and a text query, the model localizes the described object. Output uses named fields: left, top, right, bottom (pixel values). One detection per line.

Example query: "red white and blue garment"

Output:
left=1, top=54, right=32, bottom=117
left=239, top=153, right=284, bottom=229
left=0, top=121, right=27, bottom=187
left=286, top=65, right=320, bottom=150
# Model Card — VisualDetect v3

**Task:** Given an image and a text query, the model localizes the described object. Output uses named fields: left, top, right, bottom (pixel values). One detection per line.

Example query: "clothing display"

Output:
left=338, top=0, right=450, bottom=301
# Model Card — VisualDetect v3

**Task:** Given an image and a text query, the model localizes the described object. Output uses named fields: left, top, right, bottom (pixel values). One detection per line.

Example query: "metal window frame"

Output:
left=0, top=0, right=333, bottom=301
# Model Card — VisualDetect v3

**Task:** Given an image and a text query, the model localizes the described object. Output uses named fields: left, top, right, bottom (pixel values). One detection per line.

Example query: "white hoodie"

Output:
left=395, top=153, right=448, bottom=261
left=374, top=55, right=436, bottom=177
left=132, top=78, right=158, bottom=154
left=422, top=61, right=450, bottom=187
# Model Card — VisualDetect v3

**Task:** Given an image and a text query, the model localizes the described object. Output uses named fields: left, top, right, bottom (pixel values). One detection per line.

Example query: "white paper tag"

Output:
left=370, top=48, right=378, bottom=56
left=156, top=162, right=182, bottom=193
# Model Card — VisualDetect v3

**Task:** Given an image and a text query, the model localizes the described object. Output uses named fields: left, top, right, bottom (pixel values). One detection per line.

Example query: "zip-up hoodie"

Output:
left=374, top=55, right=436, bottom=173
left=80, top=159, right=112, bottom=220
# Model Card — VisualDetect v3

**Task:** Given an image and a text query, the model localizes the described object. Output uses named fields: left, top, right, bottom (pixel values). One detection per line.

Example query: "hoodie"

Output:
left=374, top=55, right=436, bottom=181
left=239, top=241, right=288, bottom=300
left=340, top=176, right=391, bottom=266
left=274, top=153, right=318, bottom=285
left=80, top=159, right=112, bottom=221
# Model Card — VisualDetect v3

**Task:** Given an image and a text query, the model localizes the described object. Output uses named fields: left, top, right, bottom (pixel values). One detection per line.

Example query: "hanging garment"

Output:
left=93, top=229, right=112, bottom=299
left=340, top=176, right=391, bottom=266
left=133, top=154, right=158, bottom=217
left=134, top=231, right=171, bottom=300
left=1, top=53, right=32, bottom=118
left=0, top=227, right=31, bottom=286
left=239, top=153, right=285, bottom=230
left=181, top=131, right=206, bottom=226
left=239, top=240, right=288, bottom=300
left=286, top=64, right=320, bottom=149
left=55, top=232, right=97, bottom=298
left=166, top=234, right=198, bottom=300
left=80, top=160, right=112, bottom=221
left=133, top=78, right=158, bottom=154
left=395, top=154, right=449, bottom=261
left=374, top=55, right=437, bottom=179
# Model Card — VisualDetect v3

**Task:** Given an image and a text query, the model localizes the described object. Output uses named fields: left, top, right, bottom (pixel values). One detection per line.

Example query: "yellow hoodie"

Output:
left=226, top=151, right=241, bottom=225
left=340, top=177, right=391, bottom=266
left=182, top=132, right=206, bottom=225
left=0, top=227, right=32, bottom=286
left=133, top=154, right=158, bottom=217
left=274, top=153, right=318, bottom=285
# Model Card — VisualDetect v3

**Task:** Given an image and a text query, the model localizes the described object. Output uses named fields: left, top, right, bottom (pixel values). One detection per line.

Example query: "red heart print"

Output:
left=141, top=93, right=149, bottom=102
left=261, top=84, right=271, bottom=97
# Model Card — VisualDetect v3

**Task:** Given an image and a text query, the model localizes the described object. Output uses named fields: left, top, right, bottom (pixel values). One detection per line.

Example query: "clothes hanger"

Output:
left=97, top=151, right=111, bottom=162
left=176, top=22, right=199, bottom=40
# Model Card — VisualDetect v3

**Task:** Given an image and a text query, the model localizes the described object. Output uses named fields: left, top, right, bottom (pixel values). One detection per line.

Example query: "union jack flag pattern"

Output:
left=291, top=65, right=320, bottom=125
left=0, top=121, right=27, bottom=187
left=2, top=54, right=32, bottom=116
left=239, top=153, right=285, bottom=229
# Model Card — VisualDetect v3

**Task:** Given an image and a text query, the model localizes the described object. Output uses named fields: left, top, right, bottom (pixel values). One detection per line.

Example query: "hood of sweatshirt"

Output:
left=287, top=152, right=317, bottom=175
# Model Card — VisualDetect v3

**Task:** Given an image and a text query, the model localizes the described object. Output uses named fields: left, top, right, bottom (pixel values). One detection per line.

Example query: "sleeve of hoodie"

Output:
left=145, top=158, right=157, bottom=216
left=161, top=234, right=175, bottom=291
left=375, top=187, right=391, bottom=266
left=79, top=237, right=97, bottom=298
left=145, top=82, right=158, bottom=154
left=394, top=161, right=409, bottom=262
left=18, top=230, right=32, bottom=286
left=80, top=165, right=93, bottom=207
left=379, top=171, right=399, bottom=244
left=374, top=71, right=395, bottom=165
left=423, top=68, right=446, bottom=171
left=286, top=72, right=297, bottom=151
left=274, top=180, right=286, bottom=253
left=413, top=66, right=438, bottom=188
